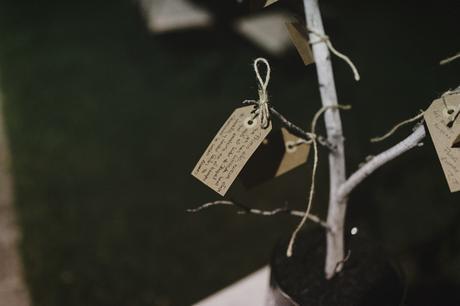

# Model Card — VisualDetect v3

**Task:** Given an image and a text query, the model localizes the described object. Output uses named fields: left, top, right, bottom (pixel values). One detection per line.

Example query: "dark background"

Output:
left=0, top=0, right=458, bottom=305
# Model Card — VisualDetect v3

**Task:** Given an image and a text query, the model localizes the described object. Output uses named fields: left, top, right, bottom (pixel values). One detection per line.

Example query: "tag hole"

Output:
left=244, top=117, right=257, bottom=129
left=286, top=141, right=297, bottom=153
left=448, top=109, right=455, bottom=115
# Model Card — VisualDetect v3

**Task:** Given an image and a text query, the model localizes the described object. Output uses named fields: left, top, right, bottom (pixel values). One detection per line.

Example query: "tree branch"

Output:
left=187, top=200, right=330, bottom=230
left=242, top=100, right=336, bottom=150
left=268, top=106, right=312, bottom=142
left=338, top=124, right=426, bottom=201
left=270, top=106, right=336, bottom=150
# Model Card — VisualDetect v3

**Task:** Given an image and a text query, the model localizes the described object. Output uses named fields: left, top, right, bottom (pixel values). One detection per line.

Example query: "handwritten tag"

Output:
left=453, top=133, right=460, bottom=148
left=192, top=106, right=272, bottom=196
left=424, top=94, right=460, bottom=192
left=239, top=128, right=310, bottom=188
left=285, top=22, right=314, bottom=66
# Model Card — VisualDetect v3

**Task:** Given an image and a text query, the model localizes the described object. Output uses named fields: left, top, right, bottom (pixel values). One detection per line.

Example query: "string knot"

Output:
left=253, top=58, right=271, bottom=129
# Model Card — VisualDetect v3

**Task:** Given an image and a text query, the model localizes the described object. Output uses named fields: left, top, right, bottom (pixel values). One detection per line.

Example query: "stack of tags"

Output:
left=424, top=92, right=460, bottom=192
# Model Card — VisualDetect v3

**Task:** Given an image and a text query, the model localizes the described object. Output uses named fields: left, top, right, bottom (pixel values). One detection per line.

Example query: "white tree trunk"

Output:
left=303, top=0, right=347, bottom=278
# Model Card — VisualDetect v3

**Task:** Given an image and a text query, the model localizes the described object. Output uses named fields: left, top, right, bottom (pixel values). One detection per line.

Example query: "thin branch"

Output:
left=271, top=106, right=338, bottom=150
left=242, top=100, right=336, bottom=150
left=268, top=106, right=312, bottom=141
left=338, top=124, right=426, bottom=201
left=187, top=200, right=330, bottom=230
left=440, top=52, right=460, bottom=65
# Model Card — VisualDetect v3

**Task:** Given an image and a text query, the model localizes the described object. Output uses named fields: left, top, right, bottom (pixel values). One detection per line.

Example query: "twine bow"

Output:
left=252, top=58, right=271, bottom=129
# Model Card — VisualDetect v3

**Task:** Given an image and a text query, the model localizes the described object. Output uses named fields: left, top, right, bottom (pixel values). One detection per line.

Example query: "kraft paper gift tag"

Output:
left=192, top=105, right=272, bottom=196
left=140, top=0, right=212, bottom=33
left=446, top=94, right=460, bottom=147
left=424, top=93, right=460, bottom=192
left=453, top=131, right=460, bottom=148
left=250, top=0, right=280, bottom=9
left=264, top=0, right=280, bottom=7
left=285, top=22, right=315, bottom=66
left=239, top=128, right=310, bottom=188
left=277, top=128, right=311, bottom=176
left=235, top=12, right=292, bottom=55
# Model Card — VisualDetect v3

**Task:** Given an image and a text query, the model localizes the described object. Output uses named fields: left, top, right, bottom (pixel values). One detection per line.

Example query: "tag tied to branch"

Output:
left=191, top=58, right=273, bottom=195
left=239, top=128, right=311, bottom=188
left=285, top=22, right=315, bottom=66
left=424, top=92, right=460, bottom=192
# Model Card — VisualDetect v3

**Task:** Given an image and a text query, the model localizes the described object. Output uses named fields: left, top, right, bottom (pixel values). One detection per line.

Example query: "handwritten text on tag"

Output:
left=424, top=94, right=460, bottom=192
left=192, top=106, right=272, bottom=196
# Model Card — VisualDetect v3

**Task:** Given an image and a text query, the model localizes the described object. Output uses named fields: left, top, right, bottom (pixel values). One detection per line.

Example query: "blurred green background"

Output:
left=0, top=0, right=458, bottom=305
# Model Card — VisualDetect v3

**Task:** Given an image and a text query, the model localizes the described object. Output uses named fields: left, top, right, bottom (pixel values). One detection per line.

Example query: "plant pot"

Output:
left=267, top=229, right=405, bottom=306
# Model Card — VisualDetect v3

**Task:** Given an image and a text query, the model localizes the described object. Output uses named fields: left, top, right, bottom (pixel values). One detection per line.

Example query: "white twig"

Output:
left=187, top=200, right=330, bottom=229
left=187, top=200, right=235, bottom=211
left=304, top=0, right=348, bottom=279
left=440, top=52, right=460, bottom=65
left=338, top=124, right=426, bottom=201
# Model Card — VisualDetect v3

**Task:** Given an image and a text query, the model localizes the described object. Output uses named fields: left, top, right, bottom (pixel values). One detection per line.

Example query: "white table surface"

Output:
left=193, top=266, right=270, bottom=306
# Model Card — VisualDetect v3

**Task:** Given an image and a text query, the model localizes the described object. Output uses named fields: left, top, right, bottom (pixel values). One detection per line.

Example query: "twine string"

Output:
left=311, top=104, right=352, bottom=133
left=309, top=28, right=360, bottom=82
left=288, top=138, right=312, bottom=149
left=371, top=90, right=460, bottom=143
left=370, top=111, right=425, bottom=143
left=441, top=90, right=460, bottom=127
left=286, top=104, right=350, bottom=257
left=252, top=58, right=271, bottom=129
left=286, top=132, right=318, bottom=257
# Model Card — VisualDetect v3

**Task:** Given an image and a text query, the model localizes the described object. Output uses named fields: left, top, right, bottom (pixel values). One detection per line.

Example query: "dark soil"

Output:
left=270, top=230, right=405, bottom=306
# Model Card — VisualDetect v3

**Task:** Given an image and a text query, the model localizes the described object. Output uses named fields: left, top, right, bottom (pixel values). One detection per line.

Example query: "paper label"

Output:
left=446, top=94, right=460, bottom=147
left=424, top=94, right=460, bottom=192
left=192, top=106, right=272, bottom=196
left=264, top=0, right=279, bottom=7
left=250, top=0, right=279, bottom=9
left=285, top=22, right=314, bottom=66
left=239, top=128, right=310, bottom=188
left=276, top=128, right=310, bottom=176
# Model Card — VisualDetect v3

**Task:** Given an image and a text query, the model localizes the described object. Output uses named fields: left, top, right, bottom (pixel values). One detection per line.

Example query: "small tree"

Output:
left=190, top=0, right=458, bottom=280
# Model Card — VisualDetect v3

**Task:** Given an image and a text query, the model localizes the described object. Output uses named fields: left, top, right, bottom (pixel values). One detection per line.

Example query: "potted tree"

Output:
left=189, top=0, right=459, bottom=305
